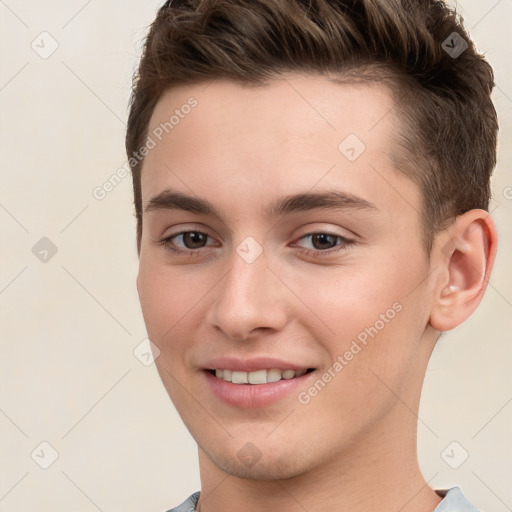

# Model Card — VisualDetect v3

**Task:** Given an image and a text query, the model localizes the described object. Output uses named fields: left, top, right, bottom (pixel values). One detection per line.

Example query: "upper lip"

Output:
left=202, top=356, right=313, bottom=373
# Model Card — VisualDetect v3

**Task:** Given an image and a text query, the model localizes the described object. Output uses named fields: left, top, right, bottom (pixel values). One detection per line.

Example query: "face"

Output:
left=136, top=75, right=438, bottom=479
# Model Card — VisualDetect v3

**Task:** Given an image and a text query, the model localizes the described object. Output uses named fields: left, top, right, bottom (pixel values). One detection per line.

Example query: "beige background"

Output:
left=0, top=1, right=511, bottom=510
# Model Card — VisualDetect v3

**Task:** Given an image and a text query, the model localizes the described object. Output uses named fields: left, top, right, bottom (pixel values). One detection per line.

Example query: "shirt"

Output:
left=164, top=486, right=480, bottom=512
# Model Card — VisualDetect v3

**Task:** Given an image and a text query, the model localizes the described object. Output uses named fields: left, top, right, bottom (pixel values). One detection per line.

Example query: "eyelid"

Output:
left=292, top=223, right=355, bottom=243
left=160, top=222, right=215, bottom=237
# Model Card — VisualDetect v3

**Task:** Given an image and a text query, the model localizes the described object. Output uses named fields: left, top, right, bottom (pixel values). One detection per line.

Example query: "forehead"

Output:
left=146, top=74, right=397, bottom=157
left=140, top=74, right=418, bottom=220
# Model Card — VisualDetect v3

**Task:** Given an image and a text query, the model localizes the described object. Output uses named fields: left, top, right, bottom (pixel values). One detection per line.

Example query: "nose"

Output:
left=205, top=247, right=290, bottom=341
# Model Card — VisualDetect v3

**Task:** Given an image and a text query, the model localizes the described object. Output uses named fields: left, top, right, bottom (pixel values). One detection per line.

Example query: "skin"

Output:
left=136, top=74, right=497, bottom=512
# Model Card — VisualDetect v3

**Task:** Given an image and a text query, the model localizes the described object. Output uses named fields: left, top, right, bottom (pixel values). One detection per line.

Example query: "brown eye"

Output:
left=311, top=233, right=338, bottom=250
left=293, top=232, right=355, bottom=256
left=182, top=232, right=207, bottom=249
left=161, top=231, right=216, bottom=254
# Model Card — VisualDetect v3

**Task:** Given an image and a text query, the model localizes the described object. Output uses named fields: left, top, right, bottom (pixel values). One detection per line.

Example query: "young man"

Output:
left=126, top=1, right=498, bottom=510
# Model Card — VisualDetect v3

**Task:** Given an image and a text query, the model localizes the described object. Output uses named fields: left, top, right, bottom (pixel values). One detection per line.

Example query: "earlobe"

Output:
left=429, top=209, right=498, bottom=332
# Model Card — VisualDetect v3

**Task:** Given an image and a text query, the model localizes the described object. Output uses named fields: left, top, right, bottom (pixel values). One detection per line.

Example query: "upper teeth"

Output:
left=214, top=368, right=307, bottom=384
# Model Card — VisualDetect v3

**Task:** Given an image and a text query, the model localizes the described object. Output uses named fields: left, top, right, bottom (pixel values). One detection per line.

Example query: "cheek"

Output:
left=296, top=261, right=406, bottom=341
left=137, top=265, right=172, bottom=339
left=137, top=261, right=199, bottom=356
left=300, top=247, right=429, bottom=379
left=137, top=263, right=207, bottom=411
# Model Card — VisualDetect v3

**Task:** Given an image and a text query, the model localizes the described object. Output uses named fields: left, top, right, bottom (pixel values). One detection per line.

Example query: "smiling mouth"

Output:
left=207, top=368, right=315, bottom=384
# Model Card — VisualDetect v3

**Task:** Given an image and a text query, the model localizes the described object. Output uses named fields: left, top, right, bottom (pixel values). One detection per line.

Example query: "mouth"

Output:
left=203, top=366, right=317, bottom=408
left=207, top=368, right=315, bottom=384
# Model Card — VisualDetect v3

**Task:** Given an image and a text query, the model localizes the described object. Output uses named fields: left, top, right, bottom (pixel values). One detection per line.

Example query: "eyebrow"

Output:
left=144, top=189, right=378, bottom=219
left=268, top=190, right=378, bottom=216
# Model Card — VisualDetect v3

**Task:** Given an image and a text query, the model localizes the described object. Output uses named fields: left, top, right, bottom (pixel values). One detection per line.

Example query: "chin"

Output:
left=203, top=443, right=317, bottom=481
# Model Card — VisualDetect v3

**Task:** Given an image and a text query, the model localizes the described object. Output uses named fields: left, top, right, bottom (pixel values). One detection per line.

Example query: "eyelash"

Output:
left=160, top=231, right=355, bottom=257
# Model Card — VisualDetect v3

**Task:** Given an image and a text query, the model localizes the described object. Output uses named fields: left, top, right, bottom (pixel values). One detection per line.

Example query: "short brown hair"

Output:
left=126, top=0, right=498, bottom=253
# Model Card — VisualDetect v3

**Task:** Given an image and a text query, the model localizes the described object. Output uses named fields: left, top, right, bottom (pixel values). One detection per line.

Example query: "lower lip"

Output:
left=204, top=370, right=314, bottom=408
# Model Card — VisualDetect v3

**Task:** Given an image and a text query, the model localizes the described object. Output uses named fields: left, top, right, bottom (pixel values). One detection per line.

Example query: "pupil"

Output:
left=312, top=233, right=336, bottom=250
left=184, top=232, right=206, bottom=249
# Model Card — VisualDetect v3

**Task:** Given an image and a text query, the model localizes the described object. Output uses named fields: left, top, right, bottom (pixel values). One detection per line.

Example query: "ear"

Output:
left=429, top=209, right=498, bottom=332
